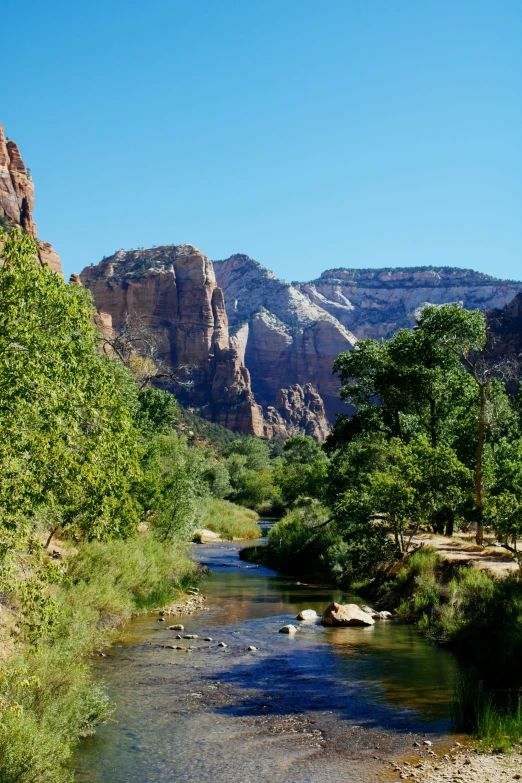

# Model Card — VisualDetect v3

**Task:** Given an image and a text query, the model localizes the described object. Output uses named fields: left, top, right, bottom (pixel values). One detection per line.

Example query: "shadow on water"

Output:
left=72, top=540, right=465, bottom=783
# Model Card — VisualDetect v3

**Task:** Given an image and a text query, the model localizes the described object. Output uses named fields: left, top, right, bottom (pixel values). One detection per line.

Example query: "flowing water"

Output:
left=73, top=541, right=464, bottom=783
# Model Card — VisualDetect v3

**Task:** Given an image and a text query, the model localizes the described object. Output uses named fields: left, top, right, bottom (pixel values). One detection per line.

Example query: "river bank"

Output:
left=73, top=540, right=474, bottom=783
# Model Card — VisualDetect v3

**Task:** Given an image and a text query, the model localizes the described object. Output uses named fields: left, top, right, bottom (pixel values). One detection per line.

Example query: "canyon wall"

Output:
left=214, top=256, right=522, bottom=422
left=81, top=247, right=522, bottom=439
left=0, top=124, right=62, bottom=275
left=214, top=255, right=357, bottom=421
left=296, top=267, right=522, bottom=339
left=79, top=245, right=266, bottom=436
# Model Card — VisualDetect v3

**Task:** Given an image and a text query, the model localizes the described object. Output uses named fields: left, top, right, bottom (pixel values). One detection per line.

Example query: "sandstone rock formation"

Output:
left=296, top=267, right=522, bottom=340
left=214, top=256, right=522, bottom=424
left=0, top=123, right=62, bottom=275
left=214, top=254, right=357, bottom=421
left=263, top=383, right=329, bottom=441
left=80, top=245, right=265, bottom=436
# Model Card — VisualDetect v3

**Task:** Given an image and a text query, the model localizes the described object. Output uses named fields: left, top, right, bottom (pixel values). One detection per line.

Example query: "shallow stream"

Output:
left=73, top=541, right=464, bottom=783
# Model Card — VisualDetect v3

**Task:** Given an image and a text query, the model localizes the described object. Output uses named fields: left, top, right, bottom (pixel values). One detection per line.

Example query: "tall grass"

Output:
left=453, top=676, right=522, bottom=753
left=195, top=498, right=261, bottom=540
left=0, top=534, right=197, bottom=783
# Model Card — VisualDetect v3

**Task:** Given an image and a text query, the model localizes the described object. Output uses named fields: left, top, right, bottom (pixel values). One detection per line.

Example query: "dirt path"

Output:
left=410, top=533, right=519, bottom=577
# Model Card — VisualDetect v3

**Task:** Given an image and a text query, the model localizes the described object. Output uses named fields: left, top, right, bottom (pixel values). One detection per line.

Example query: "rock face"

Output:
left=263, top=383, right=329, bottom=441
left=80, top=245, right=265, bottom=435
left=214, top=257, right=522, bottom=424
left=214, top=255, right=358, bottom=421
left=321, top=602, right=375, bottom=627
left=0, top=124, right=62, bottom=275
left=296, top=267, right=522, bottom=340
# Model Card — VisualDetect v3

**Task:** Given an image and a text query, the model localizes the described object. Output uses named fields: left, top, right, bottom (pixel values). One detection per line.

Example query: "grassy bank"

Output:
left=195, top=497, right=261, bottom=540
left=0, top=535, right=197, bottom=783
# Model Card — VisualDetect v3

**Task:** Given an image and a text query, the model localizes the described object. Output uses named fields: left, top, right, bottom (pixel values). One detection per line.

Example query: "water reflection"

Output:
left=73, top=541, right=463, bottom=783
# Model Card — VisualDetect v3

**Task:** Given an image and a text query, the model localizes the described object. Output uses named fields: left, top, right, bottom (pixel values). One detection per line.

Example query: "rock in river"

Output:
left=321, top=603, right=375, bottom=627
left=279, top=624, right=298, bottom=634
left=296, top=609, right=318, bottom=621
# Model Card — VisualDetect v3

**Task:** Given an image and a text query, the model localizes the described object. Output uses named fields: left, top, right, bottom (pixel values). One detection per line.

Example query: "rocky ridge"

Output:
left=0, top=124, right=62, bottom=275
left=214, top=256, right=522, bottom=422
left=296, top=266, right=522, bottom=339
left=214, top=254, right=357, bottom=421
left=80, top=245, right=266, bottom=436
left=263, top=383, right=330, bottom=441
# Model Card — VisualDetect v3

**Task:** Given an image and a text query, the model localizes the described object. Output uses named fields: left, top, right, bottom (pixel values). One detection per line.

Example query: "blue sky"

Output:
left=3, top=1, right=521, bottom=282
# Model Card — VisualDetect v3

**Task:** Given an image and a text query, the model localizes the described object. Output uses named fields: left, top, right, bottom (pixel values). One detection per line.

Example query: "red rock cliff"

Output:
left=80, top=245, right=265, bottom=436
left=0, top=123, right=62, bottom=275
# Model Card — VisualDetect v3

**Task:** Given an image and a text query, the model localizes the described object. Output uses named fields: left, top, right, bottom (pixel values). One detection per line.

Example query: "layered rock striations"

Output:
left=0, top=123, right=62, bottom=275
left=214, top=255, right=357, bottom=421
left=80, top=245, right=265, bottom=435
left=80, top=251, right=522, bottom=439
left=296, top=267, right=522, bottom=340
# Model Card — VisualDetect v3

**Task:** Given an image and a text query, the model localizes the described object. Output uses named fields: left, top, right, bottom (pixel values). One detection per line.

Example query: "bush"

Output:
left=0, top=535, right=196, bottom=783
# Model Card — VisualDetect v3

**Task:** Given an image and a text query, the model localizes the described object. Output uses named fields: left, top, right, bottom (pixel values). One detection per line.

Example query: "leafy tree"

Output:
left=141, top=433, right=207, bottom=541
left=330, top=304, right=514, bottom=544
left=277, top=435, right=329, bottom=505
left=225, top=436, right=271, bottom=471
left=135, top=387, right=180, bottom=434
left=0, top=229, right=142, bottom=542
left=417, top=305, right=515, bottom=543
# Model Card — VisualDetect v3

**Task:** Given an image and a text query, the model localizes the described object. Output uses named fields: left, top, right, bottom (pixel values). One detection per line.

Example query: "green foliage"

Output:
left=175, top=407, right=244, bottom=454
left=454, top=677, right=522, bottom=752
left=140, top=432, right=208, bottom=542
left=226, top=437, right=271, bottom=471
left=276, top=436, right=329, bottom=506
left=0, top=535, right=196, bottom=783
left=0, top=229, right=142, bottom=541
left=195, top=498, right=260, bottom=540
left=135, top=387, right=179, bottom=434
left=327, top=303, right=518, bottom=550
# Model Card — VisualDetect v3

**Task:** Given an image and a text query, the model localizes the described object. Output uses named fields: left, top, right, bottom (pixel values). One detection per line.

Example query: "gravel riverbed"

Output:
left=390, top=746, right=522, bottom=783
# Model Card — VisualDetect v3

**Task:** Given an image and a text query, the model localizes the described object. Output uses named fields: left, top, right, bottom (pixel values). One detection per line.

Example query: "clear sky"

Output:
left=3, top=1, right=521, bottom=282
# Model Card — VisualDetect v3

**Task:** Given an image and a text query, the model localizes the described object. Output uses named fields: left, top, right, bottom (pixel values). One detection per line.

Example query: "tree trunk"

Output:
left=429, top=397, right=437, bottom=448
left=44, top=526, right=59, bottom=550
left=474, top=383, right=488, bottom=546
left=445, top=509, right=454, bottom=538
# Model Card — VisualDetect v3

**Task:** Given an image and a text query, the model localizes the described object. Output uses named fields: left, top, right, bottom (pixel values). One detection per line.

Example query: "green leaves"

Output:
left=0, top=229, right=142, bottom=540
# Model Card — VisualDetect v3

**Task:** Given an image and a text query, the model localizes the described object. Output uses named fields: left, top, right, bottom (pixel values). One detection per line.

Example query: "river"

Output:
left=73, top=540, right=464, bottom=783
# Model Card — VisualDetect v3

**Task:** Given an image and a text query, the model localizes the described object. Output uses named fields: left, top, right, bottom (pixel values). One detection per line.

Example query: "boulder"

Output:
left=360, top=605, right=379, bottom=618
left=279, top=624, right=298, bottom=634
left=321, top=603, right=375, bottom=627
left=296, top=609, right=318, bottom=621
left=378, top=611, right=393, bottom=619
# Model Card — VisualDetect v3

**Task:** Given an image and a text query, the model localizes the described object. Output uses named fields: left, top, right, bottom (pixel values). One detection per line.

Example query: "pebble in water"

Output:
left=169, top=624, right=184, bottom=631
left=217, top=642, right=227, bottom=648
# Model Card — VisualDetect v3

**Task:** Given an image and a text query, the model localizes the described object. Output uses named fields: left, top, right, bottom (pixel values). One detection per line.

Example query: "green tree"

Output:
left=277, top=435, right=329, bottom=506
left=135, top=387, right=180, bottom=434
left=226, top=436, right=271, bottom=471
left=417, top=305, right=514, bottom=543
left=0, top=229, right=142, bottom=542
